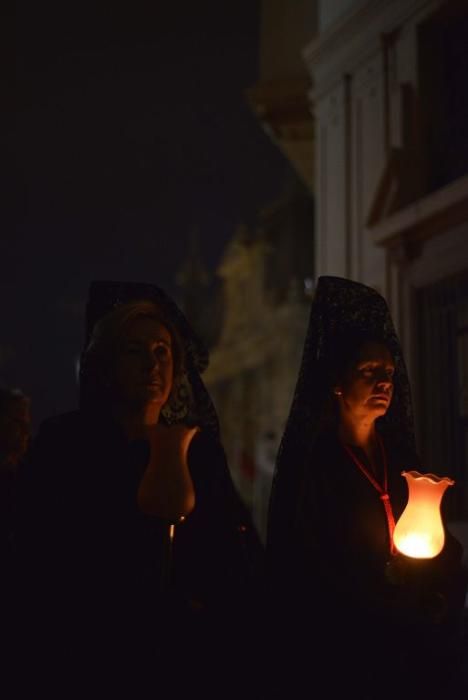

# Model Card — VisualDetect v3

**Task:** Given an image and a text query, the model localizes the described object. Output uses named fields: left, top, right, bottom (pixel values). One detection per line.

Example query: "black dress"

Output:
left=278, top=430, right=466, bottom=700
left=16, top=410, right=264, bottom=697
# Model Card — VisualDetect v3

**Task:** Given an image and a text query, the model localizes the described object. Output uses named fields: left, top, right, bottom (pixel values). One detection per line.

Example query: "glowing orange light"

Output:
left=393, top=471, right=454, bottom=559
left=136, top=425, right=198, bottom=519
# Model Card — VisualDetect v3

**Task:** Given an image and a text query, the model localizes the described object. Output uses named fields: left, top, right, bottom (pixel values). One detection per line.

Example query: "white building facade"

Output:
left=304, top=0, right=468, bottom=520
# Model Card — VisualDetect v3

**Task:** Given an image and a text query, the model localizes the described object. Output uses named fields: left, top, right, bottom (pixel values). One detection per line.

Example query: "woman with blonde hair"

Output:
left=18, top=280, right=263, bottom=698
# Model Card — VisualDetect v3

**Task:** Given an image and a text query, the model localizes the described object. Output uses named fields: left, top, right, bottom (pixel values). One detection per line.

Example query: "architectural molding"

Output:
left=406, top=226, right=468, bottom=289
left=246, top=77, right=314, bottom=191
left=304, top=0, right=441, bottom=98
left=368, top=174, right=468, bottom=252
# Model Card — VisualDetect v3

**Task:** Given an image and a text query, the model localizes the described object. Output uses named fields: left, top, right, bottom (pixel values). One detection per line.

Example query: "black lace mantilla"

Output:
left=79, top=280, right=219, bottom=436
left=267, top=276, right=416, bottom=561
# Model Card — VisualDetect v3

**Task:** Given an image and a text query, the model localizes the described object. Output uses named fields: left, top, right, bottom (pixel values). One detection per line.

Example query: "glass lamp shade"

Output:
left=136, top=425, right=198, bottom=520
left=393, top=471, right=454, bottom=559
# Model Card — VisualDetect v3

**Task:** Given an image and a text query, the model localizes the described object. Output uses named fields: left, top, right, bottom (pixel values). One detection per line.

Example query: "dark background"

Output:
left=5, top=1, right=290, bottom=426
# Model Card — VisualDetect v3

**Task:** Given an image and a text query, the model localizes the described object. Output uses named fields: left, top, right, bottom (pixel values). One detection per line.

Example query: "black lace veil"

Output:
left=267, top=276, right=416, bottom=565
left=79, top=280, right=219, bottom=437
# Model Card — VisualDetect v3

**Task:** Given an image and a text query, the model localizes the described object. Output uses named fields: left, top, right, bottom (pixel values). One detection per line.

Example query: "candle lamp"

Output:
left=385, top=471, right=457, bottom=625
left=393, top=471, right=454, bottom=559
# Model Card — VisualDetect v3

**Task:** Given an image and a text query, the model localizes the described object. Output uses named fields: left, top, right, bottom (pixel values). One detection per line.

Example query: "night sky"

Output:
left=6, top=1, right=289, bottom=426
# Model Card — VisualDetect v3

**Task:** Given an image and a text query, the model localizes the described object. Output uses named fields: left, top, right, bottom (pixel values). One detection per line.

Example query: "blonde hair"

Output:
left=83, top=300, right=184, bottom=384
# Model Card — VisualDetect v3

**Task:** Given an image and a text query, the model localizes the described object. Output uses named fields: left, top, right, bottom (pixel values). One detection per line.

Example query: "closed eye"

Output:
left=358, top=366, right=374, bottom=376
left=358, top=364, right=394, bottom=380
left=154, top=343, right=171, bottom=359
left=124, top=343, right=141, bottom=354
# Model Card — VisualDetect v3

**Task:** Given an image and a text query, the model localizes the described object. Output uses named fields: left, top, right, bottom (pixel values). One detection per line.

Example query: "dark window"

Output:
left=418, top=3, right=468, bottom=193
left=416, top=270, right=468, bottom=518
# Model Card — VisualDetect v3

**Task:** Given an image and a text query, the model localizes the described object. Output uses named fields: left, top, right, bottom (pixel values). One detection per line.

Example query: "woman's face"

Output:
left=110, top=317, right=174, bottom=408
left=335, top=341, right=395, bottom=422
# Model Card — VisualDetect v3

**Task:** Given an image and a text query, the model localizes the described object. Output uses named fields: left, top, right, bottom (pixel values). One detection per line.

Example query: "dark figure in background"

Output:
left=267, top=276, right=467, bottom=700
left=17, top=281, right=263, bottom=698
left=0, top=388, right=30, bottom=680
left=0, top=388, right=30, bottom=564
left=0, top=389, right=31, bottom=470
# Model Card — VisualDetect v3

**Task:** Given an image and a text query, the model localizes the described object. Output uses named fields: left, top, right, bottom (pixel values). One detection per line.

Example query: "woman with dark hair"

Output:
left=17, top=281, right=263, bottom=697
left=267, top=276, right=466, bottom=700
